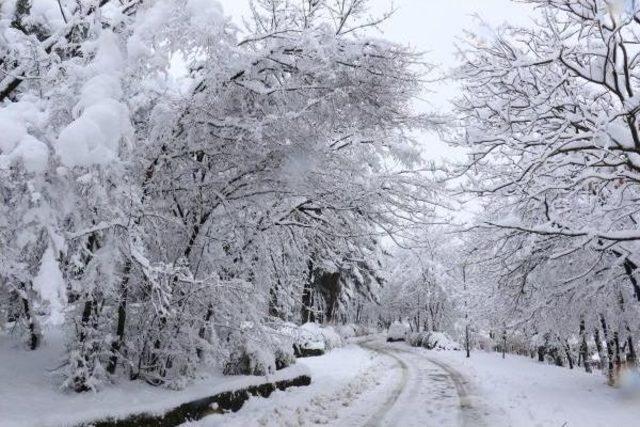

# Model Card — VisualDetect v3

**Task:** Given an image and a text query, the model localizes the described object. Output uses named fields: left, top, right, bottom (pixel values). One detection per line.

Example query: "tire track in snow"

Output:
left=359, top=343, right=409, bottom=427
left=359, top=339, right=484, bottom=427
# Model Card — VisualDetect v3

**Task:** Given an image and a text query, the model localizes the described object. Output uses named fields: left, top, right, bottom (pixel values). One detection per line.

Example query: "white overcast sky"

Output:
left=218, top=0, right=535, bottom=162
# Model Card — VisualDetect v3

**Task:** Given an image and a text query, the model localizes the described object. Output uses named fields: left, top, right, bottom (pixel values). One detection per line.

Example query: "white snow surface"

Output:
left=190, top=337, right=640, bottom=427
left=417, top=346, right=640, bottom=427
left=3, top=332, right=640, bottom=426
left=187, top=343, right=398, bottom=427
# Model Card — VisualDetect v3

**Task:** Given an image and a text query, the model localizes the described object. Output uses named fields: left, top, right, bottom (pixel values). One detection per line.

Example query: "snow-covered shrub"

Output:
left=274, top=343, right=297, bottom=371
left=223, top=334, right=276, bottom=376
left=407, top=331, right=429, bottom=347
left=387, top=322, right=409, bottom=342
left=270, top=330, right=296, bottom=370
left=423, top=332, right=461, bottom=351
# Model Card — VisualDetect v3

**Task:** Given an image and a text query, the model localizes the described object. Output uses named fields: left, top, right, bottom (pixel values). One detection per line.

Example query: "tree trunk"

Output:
left=465, top=323, right=470, bottom=358
left=594, top=328, right=606, bottom=371
left=614, top=331, right=623, bottom=382
left=502, top=328, right=507, bottom=359
left=600, top=315, right=615, bottom=386
left=107, top=260, right=131, bottom=375
left=196, top=304, right=213, bottom=360
left=564, top=340, right=574, bottom=370
left=579, top=319, right=592, bottom=373
left=21, top=289, right=40, bottom=350
left=627, top=336, right=637, bottom=367
left=537, top=345, right=546, bottom=362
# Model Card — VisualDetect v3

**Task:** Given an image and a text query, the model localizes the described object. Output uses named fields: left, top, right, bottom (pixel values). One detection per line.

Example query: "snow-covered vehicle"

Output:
left=387, top=322, right=409, bottom=342
left=279, top=322, right=344, bottom=357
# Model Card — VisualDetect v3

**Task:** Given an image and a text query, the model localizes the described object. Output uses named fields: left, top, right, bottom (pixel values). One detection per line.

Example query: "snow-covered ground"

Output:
left=4, top=332, right=640, bottom=427
left=422, top=346, right=640, bottom=427
left=191, top=337, right=640, bottom=427
left=0, top=330, right=309, bottom=427
left=187, top=343, right=400, bottom=426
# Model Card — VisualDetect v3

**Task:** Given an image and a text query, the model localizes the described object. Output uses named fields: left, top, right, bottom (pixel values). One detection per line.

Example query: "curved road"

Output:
left=360, top=339, right=485, bottom=427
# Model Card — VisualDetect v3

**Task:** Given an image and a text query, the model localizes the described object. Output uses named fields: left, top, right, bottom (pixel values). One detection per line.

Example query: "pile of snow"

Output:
left=387, top=322, right=409, bottom=342
left=408, top=331, right=461, bottom=351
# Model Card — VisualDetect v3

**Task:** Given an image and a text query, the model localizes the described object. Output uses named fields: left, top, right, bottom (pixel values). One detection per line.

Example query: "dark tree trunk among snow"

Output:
left=20, top=289, right=39, bottom=351
left=594, top=328, right=606, bottom=371
left=600, top=315, right=616, bottom=385
left=579, top=319, right=592, bottom=373
left=107, top=260, right=131, bottom=375
left=627, top=336, right=637, bottom=366
left=537, top=345, right=546, bottom=363
left=614, top=331, right=622, bottom=380
left=564, top=340, right=574, bottom=370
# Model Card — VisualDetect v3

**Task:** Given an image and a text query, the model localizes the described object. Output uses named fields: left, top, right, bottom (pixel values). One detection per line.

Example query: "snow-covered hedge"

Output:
left=387, top=322, right=409, bottom=342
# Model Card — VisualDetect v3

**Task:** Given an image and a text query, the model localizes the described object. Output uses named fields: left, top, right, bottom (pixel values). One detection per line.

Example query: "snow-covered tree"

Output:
left=1, top=0, right=440, bottom=391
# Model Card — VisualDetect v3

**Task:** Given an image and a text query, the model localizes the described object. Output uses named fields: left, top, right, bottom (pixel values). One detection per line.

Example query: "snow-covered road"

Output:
left=191, top=337, right=483, bottom=427
left=359, top=339, right=485, bottom=427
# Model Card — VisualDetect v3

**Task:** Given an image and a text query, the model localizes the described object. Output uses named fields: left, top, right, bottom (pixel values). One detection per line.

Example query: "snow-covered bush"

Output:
left=423, top=332, right=461, bottom=351
left=271, top=331, right=296, bottom=370
left=407, top=331, right=428, bottom=347
left=223, top=342, right=276, bottom=377
left=407, top=331, right=461, bottom=351
left=387, top=322, right=409, bottom=342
